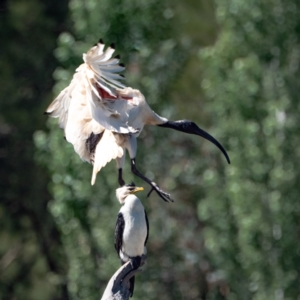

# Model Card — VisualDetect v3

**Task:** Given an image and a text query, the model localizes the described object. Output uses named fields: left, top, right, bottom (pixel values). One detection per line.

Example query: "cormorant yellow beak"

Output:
left=130, top=187, right=144, bottom=194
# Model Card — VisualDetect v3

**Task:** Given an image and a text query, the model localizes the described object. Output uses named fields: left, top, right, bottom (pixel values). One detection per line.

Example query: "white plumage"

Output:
left=115, top=184, right=148, bottom=297
left=117, top=195, right=148, bottom=262
left=45, top=40, right=230, bottom=202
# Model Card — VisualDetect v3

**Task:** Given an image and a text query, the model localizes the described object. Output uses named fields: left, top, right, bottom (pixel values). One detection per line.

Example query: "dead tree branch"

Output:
left=101, top=255, right=147, bottom=300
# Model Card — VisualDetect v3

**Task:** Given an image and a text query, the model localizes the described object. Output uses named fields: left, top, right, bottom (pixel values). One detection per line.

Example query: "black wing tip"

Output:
left=99, top=38, right=104, bottom=44
left=119, top=63, right=125, bottom=67
left=120, top=74, right=125, bottom=78
left=110, top=42, right=115, bottom=49
left=115, top=54, right=120, bottom=59
left=44, top=111, right=51, bottom=115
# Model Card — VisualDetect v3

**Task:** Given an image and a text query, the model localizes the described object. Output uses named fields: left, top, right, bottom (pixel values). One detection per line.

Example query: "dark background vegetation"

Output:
left=1, top=0, right=300, bottom=299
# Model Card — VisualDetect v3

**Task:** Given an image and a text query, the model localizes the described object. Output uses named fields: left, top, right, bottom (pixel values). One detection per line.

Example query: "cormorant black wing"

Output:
left=114, top=212, right=125, bottom=258
left=144, top=210, right=149, bottom=246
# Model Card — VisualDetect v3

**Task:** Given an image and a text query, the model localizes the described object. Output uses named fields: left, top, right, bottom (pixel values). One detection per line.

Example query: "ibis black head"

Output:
left=158, top=120, right=230, bottom=164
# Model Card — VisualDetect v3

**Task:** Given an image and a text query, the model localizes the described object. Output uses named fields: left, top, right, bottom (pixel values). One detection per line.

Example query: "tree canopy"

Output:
left=1, top=0, right=300, bottom=299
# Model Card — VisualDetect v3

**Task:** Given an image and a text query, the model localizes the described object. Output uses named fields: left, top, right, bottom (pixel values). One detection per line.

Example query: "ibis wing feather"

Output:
left=45, top=84, right=73, bottom=129
left=96, top=58, right=120, bottom=66
left=91, top=46, right=115, bottom=62
left=97, top=42, right=105, bottom=54
left=87, top=88, right=136, bottom=134
left=100, top=71, right=125, bottom=81
left=91, top=130, right=124, bottom=185
left=98, top=65, right=125, bottom=73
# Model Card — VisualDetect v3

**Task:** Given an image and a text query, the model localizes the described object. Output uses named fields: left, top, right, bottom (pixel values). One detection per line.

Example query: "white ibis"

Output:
left=45, top=40, right=230, bottom=202
left=115, top=183, right=148, bottom=297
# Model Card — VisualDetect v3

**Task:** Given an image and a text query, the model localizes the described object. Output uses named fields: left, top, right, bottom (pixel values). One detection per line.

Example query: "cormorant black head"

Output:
left=158, top=120, right=230, bottom=164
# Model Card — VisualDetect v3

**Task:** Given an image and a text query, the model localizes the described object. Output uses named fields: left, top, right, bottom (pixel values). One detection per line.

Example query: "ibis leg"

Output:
left=118, top=168, right=125, bottom=187
left=116, top=154, right=126, bottom=186
left=130, top=159, right=173, bottom=202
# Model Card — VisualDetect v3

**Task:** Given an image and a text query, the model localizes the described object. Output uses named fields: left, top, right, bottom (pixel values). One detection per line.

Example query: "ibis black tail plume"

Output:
left=158, top=120, right=230, bottom=164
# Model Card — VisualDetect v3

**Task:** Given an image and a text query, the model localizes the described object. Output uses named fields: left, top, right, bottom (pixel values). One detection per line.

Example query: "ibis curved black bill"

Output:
left=158, top=120, right=231, bottom=164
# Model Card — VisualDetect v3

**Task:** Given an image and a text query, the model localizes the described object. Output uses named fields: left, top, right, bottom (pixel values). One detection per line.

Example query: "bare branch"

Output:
left=101, top=255, right=147, bottom=300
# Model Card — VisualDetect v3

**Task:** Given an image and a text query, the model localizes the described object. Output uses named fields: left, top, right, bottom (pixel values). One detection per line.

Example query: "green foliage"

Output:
left=0, top=0, right=69, bottom=299
left=36, top=0, right=300, bottom=298
left=3, top=0, right=300, bottom=299
left=198, top=0, right=300, bottom=299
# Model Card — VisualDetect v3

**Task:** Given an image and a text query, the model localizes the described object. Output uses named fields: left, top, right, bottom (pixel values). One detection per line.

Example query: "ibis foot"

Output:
left=147, top=182, right=173, bottom=203
left=130, top=158, right=173, bottom=203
